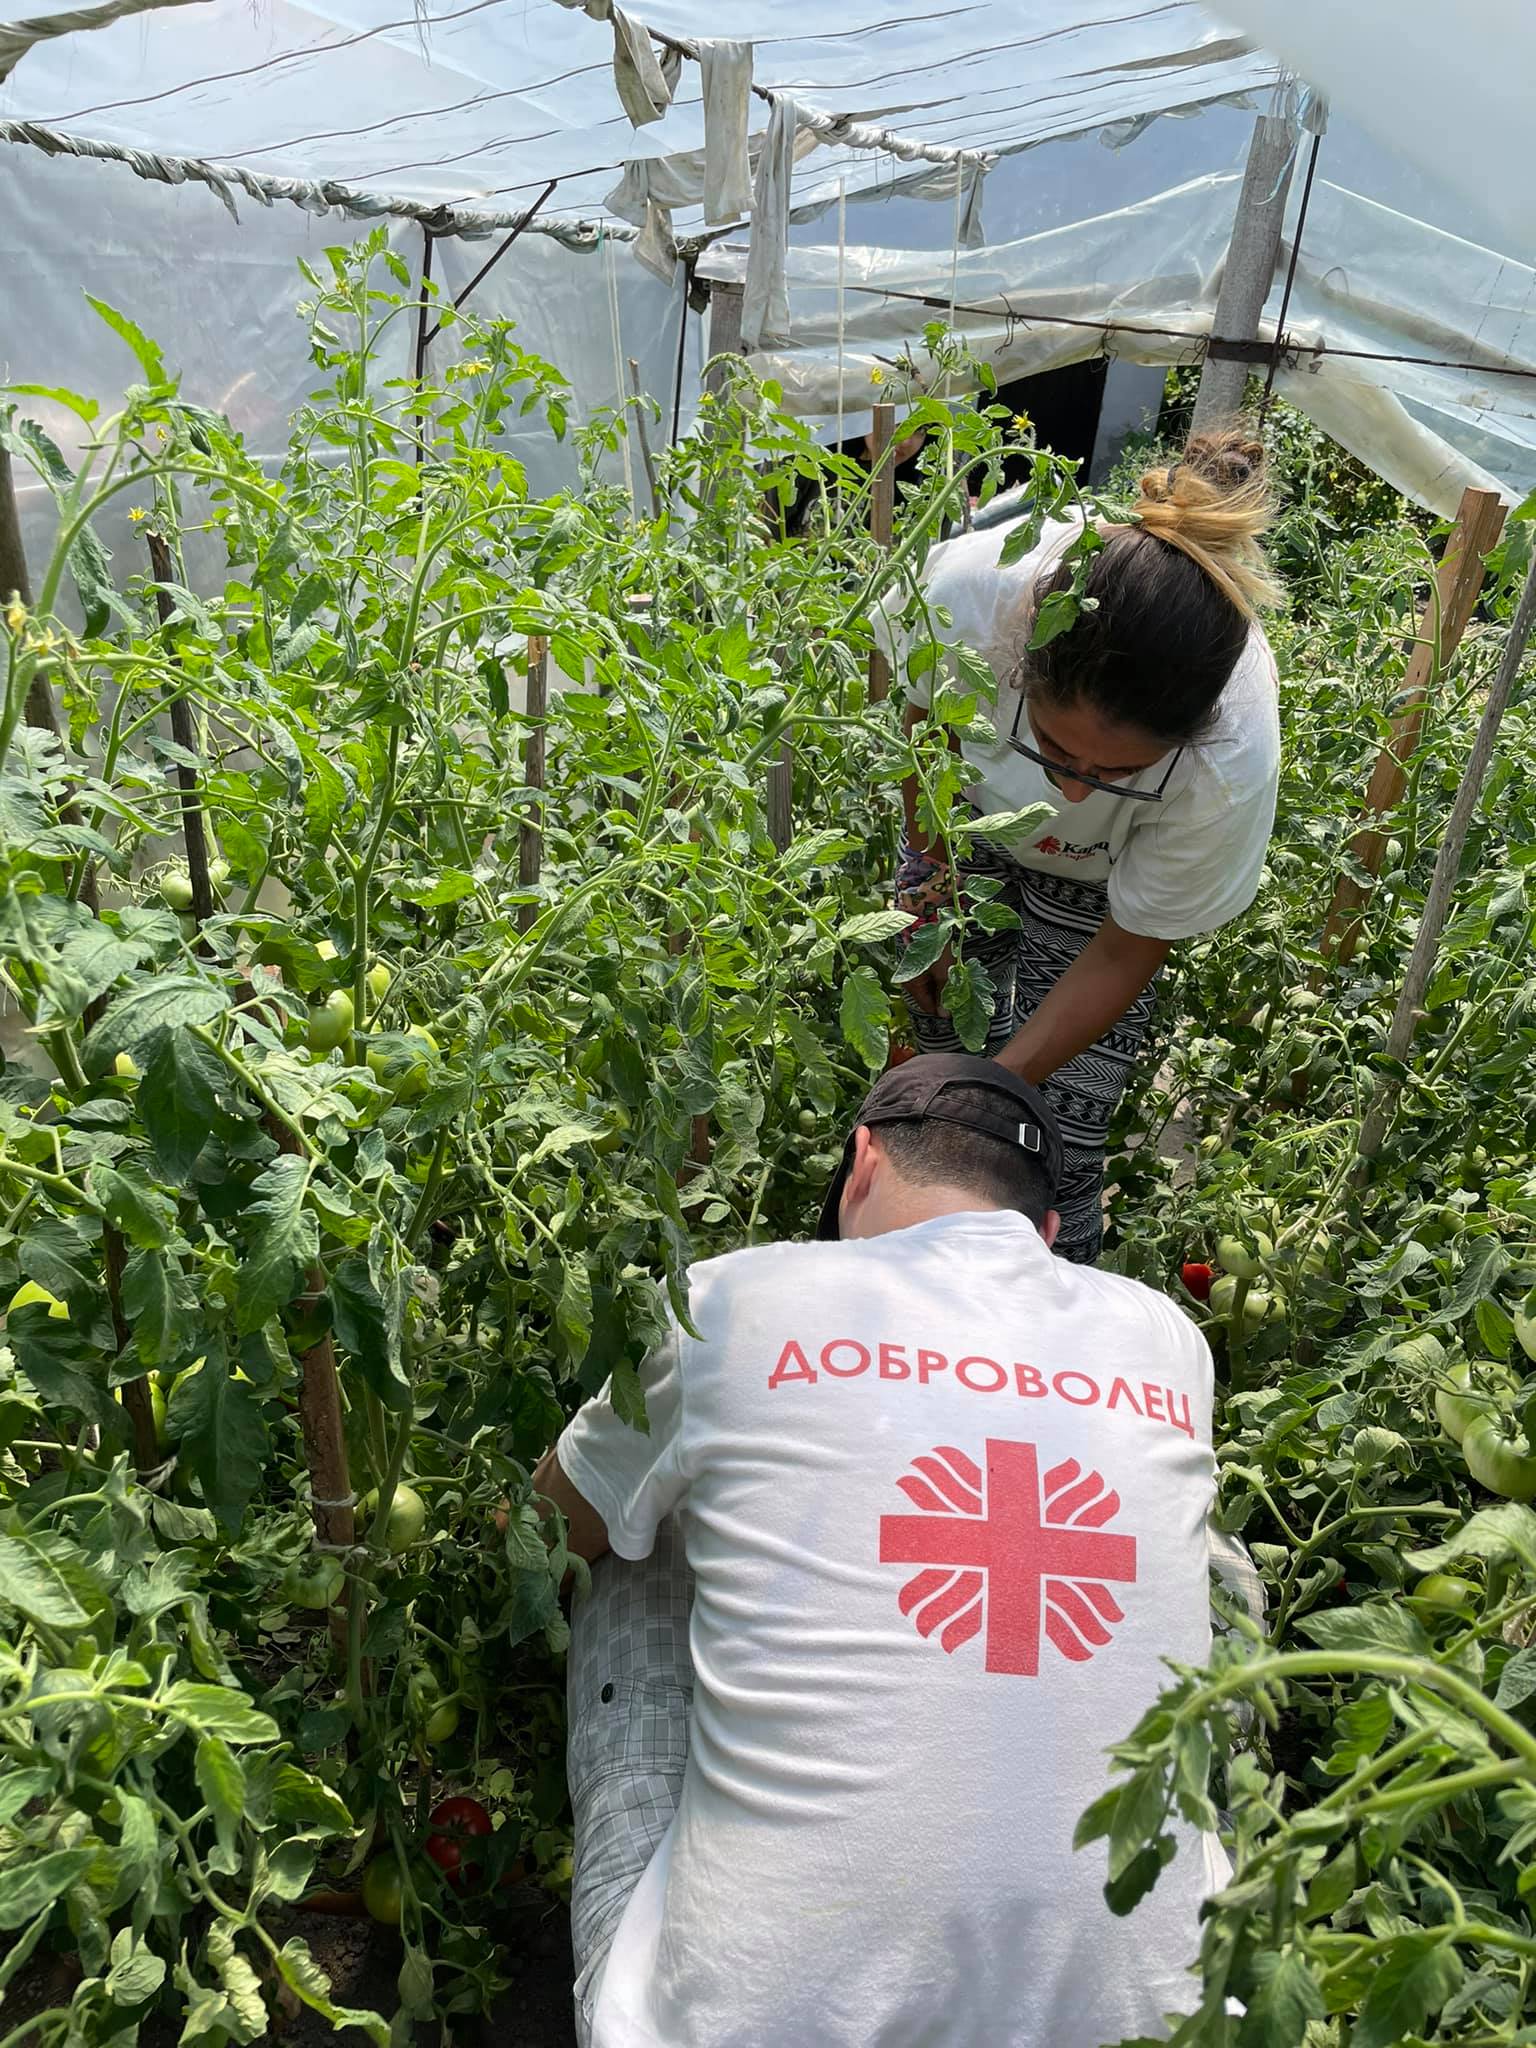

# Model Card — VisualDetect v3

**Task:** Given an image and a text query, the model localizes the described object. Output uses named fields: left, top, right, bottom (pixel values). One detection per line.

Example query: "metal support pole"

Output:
left=1191, top=107, right=1299, bottom=435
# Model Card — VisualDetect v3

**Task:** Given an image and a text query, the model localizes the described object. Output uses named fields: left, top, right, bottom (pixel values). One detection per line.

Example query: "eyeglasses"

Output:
left=1007, top=692, right=1182, bottom=803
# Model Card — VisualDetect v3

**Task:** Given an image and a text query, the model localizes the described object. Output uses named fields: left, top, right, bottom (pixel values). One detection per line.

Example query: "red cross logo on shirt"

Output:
left=878, top=1440, right=1137, bottom=1676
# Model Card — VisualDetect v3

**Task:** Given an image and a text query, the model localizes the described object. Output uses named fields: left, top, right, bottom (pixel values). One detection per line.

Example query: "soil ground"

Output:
left=3, top=1889, right=577, bottom=2048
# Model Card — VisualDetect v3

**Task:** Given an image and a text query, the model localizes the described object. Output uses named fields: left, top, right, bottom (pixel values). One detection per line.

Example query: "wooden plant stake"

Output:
left=518, top=636, right=548, bottom=936
left=868, top=402, right=897, bottom=704
left=1320, top=486, right=1506, bottom=967
left=767, top=738, right=794, bottom=853
left=1356, top=554, right=1536, bottom=1172
left=147, top=530, right=218, bottom=928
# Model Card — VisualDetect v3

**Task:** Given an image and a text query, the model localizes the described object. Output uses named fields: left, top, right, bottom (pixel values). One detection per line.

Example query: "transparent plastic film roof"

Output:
left=1, top=0, right=1534, bottom=527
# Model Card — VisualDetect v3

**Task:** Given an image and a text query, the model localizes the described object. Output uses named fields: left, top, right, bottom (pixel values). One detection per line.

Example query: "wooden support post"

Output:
left=704, top=280, right=745, bottom=396
left=518, top=635, right=548, bottom=935
left=147, top=530, right=218, bottom=928
left=868, top=402, right=897, bottom=704
left=1, top=444, right=65, bottom=739
left=767, top=739, right=794, bottom=853
left=1357, top=557, right=1536, bottom=1170
left=626, top=357, right=660, bottom=516
left=1191, top=107, right=1298, bottom=436
left=1319, top=485, right=1506, bottom=967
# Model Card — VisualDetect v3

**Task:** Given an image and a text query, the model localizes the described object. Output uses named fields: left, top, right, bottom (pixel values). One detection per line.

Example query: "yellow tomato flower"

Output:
left=128, top=506, right=147, bottom=523
left=868, top=367, right=886, bottom=386
left=3, top=598, right=26, bottom=634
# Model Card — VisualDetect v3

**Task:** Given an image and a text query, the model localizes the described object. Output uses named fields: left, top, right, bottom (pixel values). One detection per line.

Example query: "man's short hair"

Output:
left=872, top=1085, right=1054, bottom=1225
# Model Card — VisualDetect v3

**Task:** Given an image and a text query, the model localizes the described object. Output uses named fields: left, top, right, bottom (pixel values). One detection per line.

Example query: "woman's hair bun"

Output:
left=1131, top=422, right=1280, bottom=619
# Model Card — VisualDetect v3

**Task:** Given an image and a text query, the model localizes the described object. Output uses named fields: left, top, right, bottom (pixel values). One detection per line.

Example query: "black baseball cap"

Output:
left=815, top=1052, right=1064, bottom=1241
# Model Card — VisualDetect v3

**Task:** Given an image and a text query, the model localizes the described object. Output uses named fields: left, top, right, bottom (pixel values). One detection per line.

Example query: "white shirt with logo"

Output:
left=558, top=1211, right=1224, bottom=2048
left=879, top=517, right=1281, bottom=941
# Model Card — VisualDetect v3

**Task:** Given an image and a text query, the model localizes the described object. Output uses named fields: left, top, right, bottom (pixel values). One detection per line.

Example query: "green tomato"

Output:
left=307, top=989, right=355, bottom=1055
left=367, top=961, right=392, bottom=1005
left=365, top=1028, right=438, bottom=1101
left=1209, top=1274, right=1275, bottom=1333
left=114, top=1050, right=139, bottom=1081
left=177, top=914, right=199, bottom=943
left=208, top=857, right=231, bottom=895
left=283, top=1555, right=345, bottom=1611
left=359, top=1483, right=427, bottom=1553
left=362, top=1855, right=404, bottom=1926
left=408, top=1670, right=461, bottom=1744
left=1406, top=1572, right=1479, bottom=1619
left=797, top=1109, right=818, bottom=1136
left=591, top=1104, right=631, bottom=1156
left=1462, top=1412, right=1536, bottom=1502
left=1215, top=1232, right=1274, bottom=1282
left=1515, top=1298, right=1536, bottom=1367
left=158, top=868, right=194, bottom=912
left=1435, top=1359, right=1515, bottom=1446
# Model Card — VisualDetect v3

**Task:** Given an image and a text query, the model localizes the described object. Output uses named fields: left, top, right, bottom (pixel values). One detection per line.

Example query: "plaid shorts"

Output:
left=566, top=1516, right=1265, bottom=2041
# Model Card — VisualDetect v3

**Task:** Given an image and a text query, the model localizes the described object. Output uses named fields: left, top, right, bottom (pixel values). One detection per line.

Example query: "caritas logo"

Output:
left=879, top=1440, right=1137, bottom=1676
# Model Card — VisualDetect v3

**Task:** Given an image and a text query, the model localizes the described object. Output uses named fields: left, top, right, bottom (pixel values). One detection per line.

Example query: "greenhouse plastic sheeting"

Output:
left=0, top=0, right=1278, bottom=225
left=0, top=145, right=695, bottom=604
left=699, top=159, right=1536, bottom=515
left=1210, top=0, right=1536, bottom=272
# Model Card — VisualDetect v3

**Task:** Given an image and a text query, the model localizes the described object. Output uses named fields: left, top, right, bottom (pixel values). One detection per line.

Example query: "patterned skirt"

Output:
left=898, top=834, right=1159, bottom=1264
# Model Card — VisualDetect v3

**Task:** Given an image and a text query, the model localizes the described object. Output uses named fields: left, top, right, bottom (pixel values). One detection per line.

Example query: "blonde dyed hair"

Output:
left=1127, top=427, right=1282, bottom=619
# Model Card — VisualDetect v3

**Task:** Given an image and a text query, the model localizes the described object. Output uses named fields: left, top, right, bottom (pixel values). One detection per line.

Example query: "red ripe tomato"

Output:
left=1181, top=1262, right=1214, bottom=1303
left=426, top=1796, right=493, bottom=1890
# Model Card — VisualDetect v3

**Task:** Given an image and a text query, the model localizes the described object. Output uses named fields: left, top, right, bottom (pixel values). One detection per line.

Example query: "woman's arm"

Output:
left=994, top=913, right=1171, bottom=1085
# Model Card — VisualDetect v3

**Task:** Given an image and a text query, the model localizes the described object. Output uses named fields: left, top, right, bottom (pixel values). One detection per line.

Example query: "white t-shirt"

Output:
left=559, top=1211, right=1224, bottom=2048
left=881, top=517, right=1281, bottom=941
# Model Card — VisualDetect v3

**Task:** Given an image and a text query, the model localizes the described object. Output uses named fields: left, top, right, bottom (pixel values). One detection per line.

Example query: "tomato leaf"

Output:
left=84, top=977, right=230, bottom=1073
left=608, top=1360, right=649, bottom=1434
left=139, top=1026, right=223, bottom=1178
left=0, top=1848, right=96, bottom=1932
left=165, top=1356, right=269, bottom=1533
left=837, top=908, right=913, bottom=945
left=330, top=1254, right=409, bottom=1412
left=196, top=1736, right=246, bottom=1864
left=88, top=1163, right=178, bottom=1251
left=1352, top=1933, right=1462, bottom=2048
left=1240, top=1948, right=1327, bottom=2046
left=275, top=1938, right=389, bottom=2045
left=941, top=955, right=996, bottom=1053
left=121, top=1246, right=202, bottom=1368
left=840, top=965, right=890, bottom=1071
left=162, top=1683, right=279, bottom=1746
left=0, top=1528, right=90, bottom=1628
left=556, top=1256, right=593, bottom=1369
left=236, top=1154, right=317, bottom=1334
left=1295, top=1602, right=1431, bottom=1658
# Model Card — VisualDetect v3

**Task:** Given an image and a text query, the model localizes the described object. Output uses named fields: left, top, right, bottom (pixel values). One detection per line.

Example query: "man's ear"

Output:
left=839, top=1126, right=881, bottom=1238
left=1040, top=1207, right=1061, bottom=1249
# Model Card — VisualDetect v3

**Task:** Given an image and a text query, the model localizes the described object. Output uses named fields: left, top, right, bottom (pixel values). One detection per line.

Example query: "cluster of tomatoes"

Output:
left=360, top=1797, right=496, bottom=1924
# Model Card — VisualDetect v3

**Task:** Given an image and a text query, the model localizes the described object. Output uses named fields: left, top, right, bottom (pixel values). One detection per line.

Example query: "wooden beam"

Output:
left=1319, top=485, right=1506, bottom=966
left=1191, top=108, right=1298, bottom=435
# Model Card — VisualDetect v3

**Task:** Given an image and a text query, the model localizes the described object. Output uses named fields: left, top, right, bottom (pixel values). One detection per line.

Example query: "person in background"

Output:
left=883, top=428, right=1283, bottom=1263
left=535, top=1055, right=1261, bottom=2048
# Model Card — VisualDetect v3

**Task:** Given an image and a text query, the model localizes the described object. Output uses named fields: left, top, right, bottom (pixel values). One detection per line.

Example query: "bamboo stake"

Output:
left=868, top=402, right=897, bottom=704
left=518, top=636, right=548, bottom=936
left=1356, top=558, right=1536, bottom=1171
left=1320, top=486, right=1506, bottom=966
